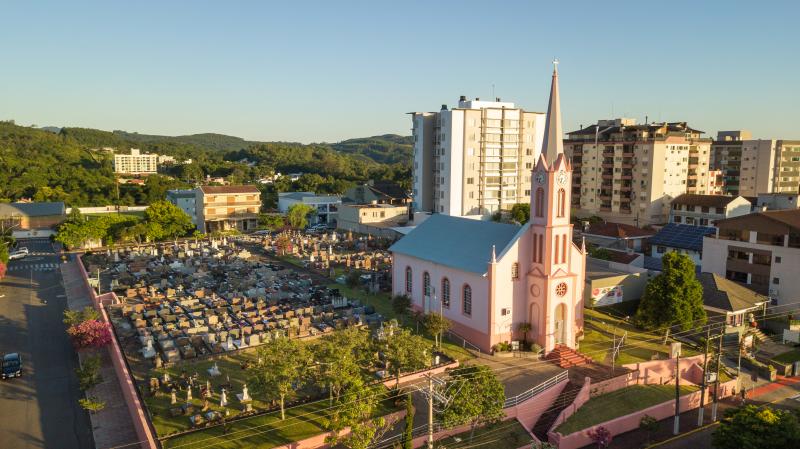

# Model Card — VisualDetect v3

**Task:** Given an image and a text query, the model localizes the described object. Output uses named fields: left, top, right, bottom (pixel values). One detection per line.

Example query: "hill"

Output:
left=330, top=134, right=413, bottom=165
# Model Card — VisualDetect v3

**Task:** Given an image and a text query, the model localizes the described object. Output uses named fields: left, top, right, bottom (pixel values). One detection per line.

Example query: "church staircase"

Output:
left=531, top=380, right=581, bottom=441
left=545, top=344, right=592, bottom=368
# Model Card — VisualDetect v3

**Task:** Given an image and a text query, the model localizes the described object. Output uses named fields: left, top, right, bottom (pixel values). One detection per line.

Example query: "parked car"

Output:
left=2, top=353, right=22, bottom=379
left=8, top=247, right=29, bottom=260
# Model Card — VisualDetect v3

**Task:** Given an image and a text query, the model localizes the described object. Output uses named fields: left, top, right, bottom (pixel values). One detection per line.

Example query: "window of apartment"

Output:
left=657, top=246, right=666, bottom=254
left=775, top=256, right=782, bottom=263
left=511, top=262, right=519, bottom=280
left=526, top=149, right=533, bottom=156
left=673, top=216, right=682, bottom=223
left=469, top=192, right=474, bottom=199
left=466, top=178, right=474, bottom=185
left=525, top=162, right=532, bottom=169
left=441, top=278, right=450, bottom=308
left=405, top=267, right=413, bottom=294
left=462, top=284, right=472, bottom=316
left=524, top=189, right=531, bottom=196
left=773, top=277, right=780, bottom=285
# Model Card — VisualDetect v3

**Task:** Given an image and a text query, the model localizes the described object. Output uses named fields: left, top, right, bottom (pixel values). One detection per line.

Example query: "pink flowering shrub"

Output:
left=0, top=262, right=6, bottom=280
left=588, top=426, right=613, bottom=449
left=67, top=319, right=113, bottom=350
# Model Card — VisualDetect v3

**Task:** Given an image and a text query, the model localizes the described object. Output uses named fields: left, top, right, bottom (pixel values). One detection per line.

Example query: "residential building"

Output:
left=585, top=257, right=650, bottom=307
left=702, top=209, right=800, bottom=306
left=669, top=194, right=751, bottom=226
left=699, top=273, right=768, bottom=333
left=277, top=192, right=341, bottom=226
left=166, top=189, right=199, bottom=226
left=410, top=96, right=546, bottom=219
left=0, top=201, right=65, bottom=238
left=337, top=203, right=410, bottom=239
left=196, top=185, right=261, bottom=234
left=755, top=193, right=800, bottom=211
left=391, top=65, right=586, bottom=354
left=342, top=180, right=410, bottom=206
left=711, top=133, right=800, bottom=196
left=581, top=221, right=655, bottom=252
left=564, top=119, right=712, bottom=226
left=113, top=149, right=158, bottom=175
left=648, top=223, right=716, bottom=267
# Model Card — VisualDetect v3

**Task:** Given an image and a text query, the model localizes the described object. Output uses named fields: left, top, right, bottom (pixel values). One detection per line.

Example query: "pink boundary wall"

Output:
left=269, top=410, right=407, bottom=449
left=549, top=380, right=737, bottom=449
left=381, top=360, right=460, bottom=388
left=77, top=256, right=159, bottom=449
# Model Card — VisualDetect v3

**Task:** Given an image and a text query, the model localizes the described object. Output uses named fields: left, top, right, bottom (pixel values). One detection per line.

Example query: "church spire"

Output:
left=541, top=60, right=564, bottom=162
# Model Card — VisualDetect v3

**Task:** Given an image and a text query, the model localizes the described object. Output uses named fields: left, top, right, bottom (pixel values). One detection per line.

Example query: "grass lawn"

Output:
left=162, top=391, right=397, bottom=449
left=556, top=384, right=700, bottom=435
left=435, top=419, right=532, bottom=449
left=773, top=348, right=800, bottom=364
left=274, top=254, right=306, bottom=269
left=581, top=308, right=699, bottom=366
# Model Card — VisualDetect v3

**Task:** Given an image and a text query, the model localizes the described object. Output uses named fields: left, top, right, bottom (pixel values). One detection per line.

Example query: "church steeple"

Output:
left=541, top=60, right=564, bottom=162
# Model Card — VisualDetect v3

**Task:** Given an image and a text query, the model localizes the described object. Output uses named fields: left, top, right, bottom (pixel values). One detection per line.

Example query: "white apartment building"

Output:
left=565, top=119, right=712, bottom=226
left=113, top=149, right=158, bottom=175
left=410, top=96, right=545, bottom=219
left=277, top=192, right=341, bottom=227
left=711, top=132, right=800, bottom=196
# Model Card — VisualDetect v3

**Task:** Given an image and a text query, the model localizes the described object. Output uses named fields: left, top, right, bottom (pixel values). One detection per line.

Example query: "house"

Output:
left=582, top=221, right=655, bottom=252
left=701, top=209, right=800, bottom=306
left=755, top=193, right=800, bottom=212
left=585, top=256, right=650, bottom=307
left=196, top=186, right=261, bottom=234
left=648, top=223, right=716, bottom=267
left=336, top=203, right=410, bottom=239
left=342, top=180, right=410, bottom=206
left=699, top=273, right=768, bottom=333
left=0, top=201, right=66, bottom=238
left=390, top=64, right=586, bottom=354
left=277, top=192, right=341, bottom=227
left=669, top=194, right=751, bottom=227
left=166, top=189, right=199, bottom=226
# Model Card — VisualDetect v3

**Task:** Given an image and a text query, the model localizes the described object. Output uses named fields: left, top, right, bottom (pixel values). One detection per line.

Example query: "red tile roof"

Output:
left=584, top=222, right=655, bottom=239
left=200, top=185, right=260, bottom=194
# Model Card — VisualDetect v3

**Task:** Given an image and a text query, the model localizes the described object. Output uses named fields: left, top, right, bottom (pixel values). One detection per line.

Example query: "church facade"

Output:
left=390, top=65, right=585, bottom=353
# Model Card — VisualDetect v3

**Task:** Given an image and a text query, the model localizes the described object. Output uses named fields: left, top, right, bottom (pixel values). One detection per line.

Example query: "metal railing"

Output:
left=503, top=370, right=569, bottom=408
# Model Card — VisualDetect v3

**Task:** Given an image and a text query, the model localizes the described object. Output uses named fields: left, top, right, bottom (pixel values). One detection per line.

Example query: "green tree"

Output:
left=346, top=270, right=361, bottom=288
left=423, top=312, right=451, bottom=349
left=248, top=337, right=308, bottom=420
left=258, top=214, right=285, bottom=231
left=391, top=294, right=412, bottom=324
left=143, top=200, right=195, bottom=241
left=384, top=328, right=430, bottom=387
left=712, top=405, right=800, bottom=449
left=402, top=393, right=415, bottom=449
left=639, top=414, right=659, bottom=445
left=75, top=355, right=102, bottom=391
left=313, top=328, right=372, bottom=405
left=286, top=203, right=315, bottom=229
left=325, top=379, right=389, bottom=449
left=441, top=365, right=505, bottom=441
left=634, top=252, right=706, bottom=331
left=63, top=306, right=100, bottom=327
left=517, top=322, right=532, bottom=347
left=510, top=203, right=530, bottom=224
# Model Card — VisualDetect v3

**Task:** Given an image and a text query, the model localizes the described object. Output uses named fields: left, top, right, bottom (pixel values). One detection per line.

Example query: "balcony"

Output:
left=622, top=152, right=634, bottom=158
left=602, top=174, right=613, bottom=180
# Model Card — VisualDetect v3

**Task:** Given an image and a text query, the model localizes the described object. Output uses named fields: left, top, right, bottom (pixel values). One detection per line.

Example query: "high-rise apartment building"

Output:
left=113, top=148, right=158, bottom=174
left=411, top=97, right=545, bottom=218
left=564, top=119, right=712, bottom=226
left=711, top=132, right=800, bottom=196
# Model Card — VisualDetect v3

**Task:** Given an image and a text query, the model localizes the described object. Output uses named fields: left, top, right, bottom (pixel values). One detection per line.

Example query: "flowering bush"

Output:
left=588, top=426, right=613, bottom=448
left=0, top=261, right=6, bottom=280
left=67, top=319, right=113, bottom=350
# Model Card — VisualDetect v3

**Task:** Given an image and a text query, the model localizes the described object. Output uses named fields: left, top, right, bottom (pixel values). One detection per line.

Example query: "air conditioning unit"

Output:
left=501, top=308, right=510, bottom=316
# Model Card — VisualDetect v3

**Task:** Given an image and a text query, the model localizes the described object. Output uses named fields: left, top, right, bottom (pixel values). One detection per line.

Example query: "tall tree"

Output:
left=325, top=378, right=390, bottom=449
left=423, top=312, right=451, bottom=349
left=248, top=336, right=308, bottom=420
left=383, top=328, right=430, bottom=387
left=391, top=294, right=412, bottom=324
left=143, top=200, right=195, bottom=241
left=286, top=203, right=315, bottom=229
left=402, top=393, right=415, bottom=449
left=510, top=203, right=531, bottom=224
left=313, top=328, right=372, bottom=404
left=712, top=405, right=800, bottom=449
left=634, top=252, right=706, bottom=331
left=441, top=365, right=505, bottom=441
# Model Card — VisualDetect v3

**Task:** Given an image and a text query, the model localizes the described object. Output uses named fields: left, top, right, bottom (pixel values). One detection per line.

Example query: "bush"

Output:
left=76, top=355, right=103, bottom=391
left=67, top=319, right=113, bottom=350
left=79, top=397, right=106, bottom=413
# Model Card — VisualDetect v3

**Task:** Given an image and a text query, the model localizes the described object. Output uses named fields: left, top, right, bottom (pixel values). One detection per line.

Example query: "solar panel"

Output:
left=649, top=223, right=715, bottom=251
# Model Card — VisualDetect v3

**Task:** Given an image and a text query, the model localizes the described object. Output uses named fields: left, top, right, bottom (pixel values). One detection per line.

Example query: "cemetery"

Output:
left=81, top=237, right=432, bottom=441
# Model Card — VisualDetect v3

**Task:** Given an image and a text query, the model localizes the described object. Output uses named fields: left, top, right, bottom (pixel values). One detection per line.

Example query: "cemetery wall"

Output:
left=380, top=360, right=459, bottom=388
left=78, top=255, right=159, bottom=449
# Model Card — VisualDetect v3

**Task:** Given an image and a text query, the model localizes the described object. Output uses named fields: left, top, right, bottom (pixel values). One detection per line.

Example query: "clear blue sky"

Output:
left=2, top=1, right=798, bottom=143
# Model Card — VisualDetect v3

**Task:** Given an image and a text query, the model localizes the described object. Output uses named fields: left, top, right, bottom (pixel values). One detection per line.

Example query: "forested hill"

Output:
left=0, top=121, right=410, bottom=207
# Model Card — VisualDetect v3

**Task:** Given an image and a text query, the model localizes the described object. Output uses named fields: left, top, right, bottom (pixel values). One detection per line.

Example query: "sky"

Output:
left=2, top=1, right=798, bottom=143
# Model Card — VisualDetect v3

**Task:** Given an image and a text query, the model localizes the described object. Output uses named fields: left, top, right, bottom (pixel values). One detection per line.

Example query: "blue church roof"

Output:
left=389, top=214, right=524, bottom=275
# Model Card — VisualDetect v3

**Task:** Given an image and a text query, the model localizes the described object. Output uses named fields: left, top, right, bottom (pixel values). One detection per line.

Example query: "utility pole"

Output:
left=697, top=328, right=710, bottom=426
left=673, top=342, right=681, bottom=435
left=427, top=374, right=434, bottom=449
left=712, top=330, right=723, bottom=422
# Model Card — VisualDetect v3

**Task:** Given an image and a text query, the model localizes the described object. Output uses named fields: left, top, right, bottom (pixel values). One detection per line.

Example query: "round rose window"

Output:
left=555, top=282, right=568, bottom=297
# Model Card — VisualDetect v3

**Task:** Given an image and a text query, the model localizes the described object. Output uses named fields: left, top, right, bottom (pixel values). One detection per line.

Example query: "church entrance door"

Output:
left=554, top=303, right=566, bottom=345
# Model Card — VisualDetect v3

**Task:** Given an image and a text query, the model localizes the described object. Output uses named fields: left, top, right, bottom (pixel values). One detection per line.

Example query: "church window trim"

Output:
left=462, top=284, right=472, bottom=316
left=535, top=188, right=545, bottom=217
left=557, top=188, right=566, bottom=217
left=423, top=271, right=431, bottom=297
left=562, top=234, right=567, bottom=263
left=441, top=278, right=450, bottom=308
left=405, top=267, right=413, bottom=294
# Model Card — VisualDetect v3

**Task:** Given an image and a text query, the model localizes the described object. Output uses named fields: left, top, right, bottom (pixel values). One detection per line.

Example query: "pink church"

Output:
left=390, top=65, right=585, bottom=354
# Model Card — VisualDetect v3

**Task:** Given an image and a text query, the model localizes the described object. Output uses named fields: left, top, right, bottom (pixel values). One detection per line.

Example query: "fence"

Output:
left=504, top=371, right=569, bottom=408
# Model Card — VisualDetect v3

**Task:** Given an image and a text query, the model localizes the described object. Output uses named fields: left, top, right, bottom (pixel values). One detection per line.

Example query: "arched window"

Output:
left=441, top=278, right=450, bottom=308
left=538, top=234, right=544, bottom=263
left=562, top=234, right=567, bottom=263
left=557, top=188, right=566, bottom=217
left=554, top=236, right=559, bottom=263
left=405, top=267, right=413, bottom=294
left=532, top=233, right=538, bottom=263
left=423, top=271, right=431, bottom=297
left=462, top=284, right=472, bottom=316
left=535, top=188, right=545, bottom=217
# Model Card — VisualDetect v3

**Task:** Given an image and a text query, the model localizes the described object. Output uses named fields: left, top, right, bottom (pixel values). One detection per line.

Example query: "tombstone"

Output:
left=219, top=388, right=228, bottom=407
left=163, top=372, right=171, bottom=383
left=206, top=380, right=212, bottom=397
left=208, top=362, right=221, bottom=377
left=186, top=387, right=193, bottom=402
left=171, top=389, right=177, bottom=405
left=142, top=339, right=156, bottom=359
left=237, top=384, right=251, bottom=403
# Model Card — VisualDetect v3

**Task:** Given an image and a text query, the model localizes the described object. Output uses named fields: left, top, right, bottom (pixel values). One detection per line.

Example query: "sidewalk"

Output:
left=62, top=259, right=140, bottom=449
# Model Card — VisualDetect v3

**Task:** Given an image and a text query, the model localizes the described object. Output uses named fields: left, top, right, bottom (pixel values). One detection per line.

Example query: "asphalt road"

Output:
left=0, top=238, right=94, bottom=449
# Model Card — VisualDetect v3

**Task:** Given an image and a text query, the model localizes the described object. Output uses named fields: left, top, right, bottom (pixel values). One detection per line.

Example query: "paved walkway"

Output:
left=62, top=259, right=139, bottom=449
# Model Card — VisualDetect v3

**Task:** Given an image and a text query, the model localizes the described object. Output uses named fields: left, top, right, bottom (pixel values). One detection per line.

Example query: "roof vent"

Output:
left=496, top=97, right=501, bottom=102
left=441, top=104, right=448, bottom=110
left=459, top=95, right=466, bottom=101
left=475, top=97, right=480, bottom=101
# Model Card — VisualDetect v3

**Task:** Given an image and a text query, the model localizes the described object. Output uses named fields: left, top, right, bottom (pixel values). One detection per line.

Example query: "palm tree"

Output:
left=517, top=322, right=532, bottom=348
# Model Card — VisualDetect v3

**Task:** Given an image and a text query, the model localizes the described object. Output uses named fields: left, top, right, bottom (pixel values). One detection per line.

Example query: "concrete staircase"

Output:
left=545, top=344, right=593, bottom=368
left=531, top=381, right=581, bottom=441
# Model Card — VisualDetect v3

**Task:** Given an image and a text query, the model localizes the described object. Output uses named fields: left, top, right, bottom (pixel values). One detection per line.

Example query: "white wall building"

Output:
left=277, top=192, right=341, bottom=226
left=113, top=148, right=158, bottom=174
